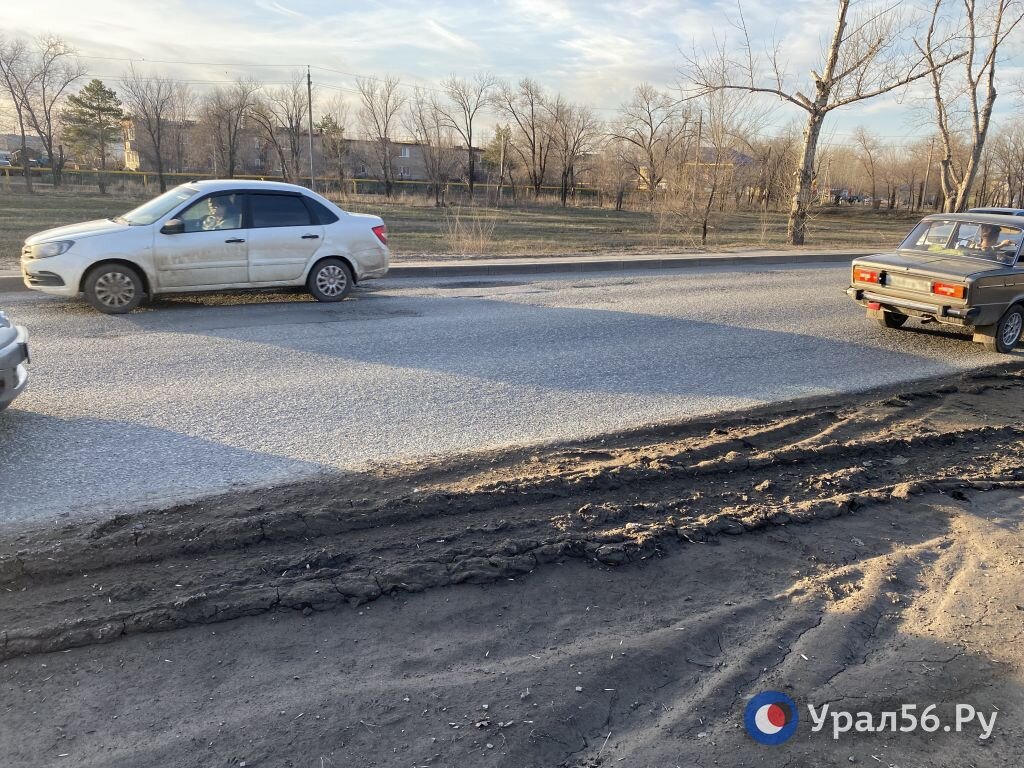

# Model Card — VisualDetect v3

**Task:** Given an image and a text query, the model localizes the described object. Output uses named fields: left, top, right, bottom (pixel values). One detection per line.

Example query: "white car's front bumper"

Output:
left=21, top=253, right=84, bottom=297
left=21, top=253, right=86, bottom=299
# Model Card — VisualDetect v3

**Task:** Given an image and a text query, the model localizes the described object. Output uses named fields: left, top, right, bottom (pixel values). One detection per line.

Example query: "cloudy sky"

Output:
left=4, top=0, right=1021, bottom=146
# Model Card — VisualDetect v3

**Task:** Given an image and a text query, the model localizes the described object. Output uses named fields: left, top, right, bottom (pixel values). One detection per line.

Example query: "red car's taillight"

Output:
left=853, top=267, right=880, bottom=284
left=372, top=224, right=388, bottom=246
left=931, top=281, right=965, bottom=299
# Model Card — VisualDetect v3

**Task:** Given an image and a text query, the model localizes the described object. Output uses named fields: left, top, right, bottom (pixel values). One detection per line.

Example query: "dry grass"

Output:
left=0, top=187, right=924, bottom=269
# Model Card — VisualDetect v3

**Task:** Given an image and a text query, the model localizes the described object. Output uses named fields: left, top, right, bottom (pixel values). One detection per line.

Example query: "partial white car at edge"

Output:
left=0, top=310, right=29, bottom=410
left=20, top=179, right=390, bottom=313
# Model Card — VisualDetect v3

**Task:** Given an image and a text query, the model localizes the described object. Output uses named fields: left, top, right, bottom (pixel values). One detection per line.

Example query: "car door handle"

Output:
left=301, top=234, right=320, bottom=239
left=225, top=238, right=245, bottom=243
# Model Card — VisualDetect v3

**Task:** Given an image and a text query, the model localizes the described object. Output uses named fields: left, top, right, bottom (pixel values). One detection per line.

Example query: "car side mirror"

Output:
left=160, top=218, right=185, bottom=235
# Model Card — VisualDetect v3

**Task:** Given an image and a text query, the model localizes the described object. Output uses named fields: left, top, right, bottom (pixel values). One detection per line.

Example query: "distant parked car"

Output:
left=0, top=310, right=29, bottom=410
left=847, top=212, right=1024, bottom=353
left=21, top=180, right=390, bottom=313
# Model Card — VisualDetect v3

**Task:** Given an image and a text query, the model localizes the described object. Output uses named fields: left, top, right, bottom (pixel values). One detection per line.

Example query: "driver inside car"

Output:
left=974, top=223, right=1017, bottom=262
left=201, top=195, right=242, bottom=231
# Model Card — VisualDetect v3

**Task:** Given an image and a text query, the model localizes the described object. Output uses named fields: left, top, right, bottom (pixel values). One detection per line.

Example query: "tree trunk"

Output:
left=949, top=144, right=987, bottom=212
left=788, top=111, right=825, bottom=246
left=53, top=145, right=64, bottom=188
left=156, top=150, right=167, bottom=192
left=19, top=128, right=32, bottom=194
left=99, top=137, right=108, bottom=195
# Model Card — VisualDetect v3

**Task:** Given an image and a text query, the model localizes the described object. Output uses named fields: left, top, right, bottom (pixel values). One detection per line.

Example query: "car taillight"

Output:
left=372, top=224, right=388, bottom=246
left=853, top=267, right=880, bottom=284
left=931, top=281, right=965, bottom=299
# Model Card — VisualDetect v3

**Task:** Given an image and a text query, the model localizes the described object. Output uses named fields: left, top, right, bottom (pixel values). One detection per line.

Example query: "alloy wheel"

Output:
left=316, top=265, right=348, bottom=298
left=1001, top=311, right=1023, bottom=348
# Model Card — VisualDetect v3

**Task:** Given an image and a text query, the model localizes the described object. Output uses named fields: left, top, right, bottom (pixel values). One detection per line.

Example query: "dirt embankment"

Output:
left=4, top=366, right=1024, bottom=767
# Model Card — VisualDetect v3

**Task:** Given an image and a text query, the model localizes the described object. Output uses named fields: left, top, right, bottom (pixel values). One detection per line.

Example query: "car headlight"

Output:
left=33, top=240, right=74, bottom=258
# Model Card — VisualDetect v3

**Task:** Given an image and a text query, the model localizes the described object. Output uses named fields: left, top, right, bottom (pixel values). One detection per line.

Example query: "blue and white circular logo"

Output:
left=744, top=691, right=799, bottom=745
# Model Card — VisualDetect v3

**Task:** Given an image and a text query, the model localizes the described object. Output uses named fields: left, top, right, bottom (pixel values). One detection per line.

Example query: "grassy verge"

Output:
left=0, top=188, right=922, bottom=268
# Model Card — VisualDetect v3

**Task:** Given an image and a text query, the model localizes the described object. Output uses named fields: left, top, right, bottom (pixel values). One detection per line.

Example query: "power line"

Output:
left=75, top=51, right=963, bottom=133
left=78, top=54, right=306, bottom=68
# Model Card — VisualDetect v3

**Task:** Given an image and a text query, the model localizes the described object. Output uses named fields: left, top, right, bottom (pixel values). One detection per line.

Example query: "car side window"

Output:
left=922, top=223, right=954, bottom=247
left=250, top=194, right=314, bottom=228
left=305, top=198, right=340, bottom=225
left=179, top=193, right=244, bottom=233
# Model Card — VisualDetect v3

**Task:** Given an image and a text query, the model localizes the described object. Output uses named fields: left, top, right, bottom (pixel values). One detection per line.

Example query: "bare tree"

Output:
left=167, top=82, right=196, bottom=174
left=746, top=129, right=799, bottom=211
left=317, top=95, right=351, bottom=191
left=493, top=78, right=555, bottom=196
left=249, top=93, right=292, bottom=181
left=692, top=61, right=769, bottom=244
left=609, top=83, right=689, bottom=203
left=356, top=75, right=406, bottom=197
left=437, top=72, right=497, bottom=198
left=121, top=65, right=176, bottom=190
left=404, top=88, right=459, bottom=205
left=202, top=78, right=260, bottom=179
left=545, top=96, right=601, bottom=206
left=922, top=0, right=1024, bottom=211
left=26, top=36, right=83, bottom=186
left=686, top=0, right=964, bottom=244
left=266, top=73, right=311, bottom=183
left=1, top=35, right=84, bottom=187
left=989, top=124, right=1024, bottom=205
left=0, top=36, right=34, bottom=191
left=853, top=126, right=881, bottom=208
left=596, top=136, right=636, bottom=211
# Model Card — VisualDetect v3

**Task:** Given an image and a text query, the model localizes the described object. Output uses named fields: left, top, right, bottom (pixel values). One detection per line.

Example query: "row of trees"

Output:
left=3, top=0, right=1024, bottom=243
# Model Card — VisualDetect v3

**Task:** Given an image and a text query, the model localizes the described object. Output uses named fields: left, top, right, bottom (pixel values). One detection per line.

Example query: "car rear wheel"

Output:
left=875, top=311, right=908, bottom=329
left=307, top=258, right=353, bottom=302
left=981, top=305, right=1024, bottom=354
left=84, top=263, right=145, bottom=314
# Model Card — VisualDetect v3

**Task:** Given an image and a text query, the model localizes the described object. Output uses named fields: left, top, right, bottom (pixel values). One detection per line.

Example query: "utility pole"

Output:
left=307, top=65, right=315, bottom=191
left=921, top=137, right=934, bottom=212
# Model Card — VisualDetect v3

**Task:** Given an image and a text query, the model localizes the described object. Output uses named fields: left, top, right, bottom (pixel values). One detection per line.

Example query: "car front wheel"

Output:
left=308, top=258, right=353, bottom=302
left=981, top=305, right=1024, bottom=354
left=84, top=263, right=145, bottom=314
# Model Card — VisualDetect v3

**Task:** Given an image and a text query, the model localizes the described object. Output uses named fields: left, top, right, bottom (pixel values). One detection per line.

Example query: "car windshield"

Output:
left=118, top=186, right=198, bottom=226
left=899, top=219, right=1024, bottom=265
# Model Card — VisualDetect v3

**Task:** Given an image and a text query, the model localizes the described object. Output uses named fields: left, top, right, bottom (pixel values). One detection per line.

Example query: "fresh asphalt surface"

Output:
left=0, top=263, right=1012, bottom=524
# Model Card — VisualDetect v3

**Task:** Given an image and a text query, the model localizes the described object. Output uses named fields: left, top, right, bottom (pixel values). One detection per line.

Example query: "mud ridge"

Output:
left=3, top=364, right=1024, bottom=662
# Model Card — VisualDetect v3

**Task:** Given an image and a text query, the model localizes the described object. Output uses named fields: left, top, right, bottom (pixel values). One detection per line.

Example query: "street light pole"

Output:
left=307, top=65, right=315, bottom=191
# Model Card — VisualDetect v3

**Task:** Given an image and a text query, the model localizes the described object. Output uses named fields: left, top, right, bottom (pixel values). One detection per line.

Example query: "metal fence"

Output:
left=0, top=166, right=604, bottom=204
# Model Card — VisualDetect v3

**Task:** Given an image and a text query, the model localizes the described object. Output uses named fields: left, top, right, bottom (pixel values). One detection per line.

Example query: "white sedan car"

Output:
left=21, top=180, right=390, bottom=313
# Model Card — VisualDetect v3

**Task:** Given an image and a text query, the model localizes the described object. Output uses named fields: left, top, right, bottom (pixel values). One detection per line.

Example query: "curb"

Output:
left=386, top=251, right=864, bottom=278
left=0, top=251, right=866, bottom=294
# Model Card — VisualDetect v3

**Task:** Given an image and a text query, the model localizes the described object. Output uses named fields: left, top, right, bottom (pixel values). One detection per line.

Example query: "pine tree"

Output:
left=61, top=78, right=125, bottom=193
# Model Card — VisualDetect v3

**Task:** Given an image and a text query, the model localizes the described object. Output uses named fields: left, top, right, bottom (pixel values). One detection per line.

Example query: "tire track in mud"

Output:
left=3, top=365, right=1024, bottom=661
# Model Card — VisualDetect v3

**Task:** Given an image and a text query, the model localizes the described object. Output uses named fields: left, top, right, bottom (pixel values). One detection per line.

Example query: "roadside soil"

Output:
left=4, top=365, right=1024, bottom=766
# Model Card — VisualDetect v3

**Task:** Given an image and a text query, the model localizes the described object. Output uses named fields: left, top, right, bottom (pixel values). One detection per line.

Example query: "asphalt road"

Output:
left=0, top=264, right=1010, bottom=524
